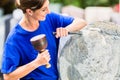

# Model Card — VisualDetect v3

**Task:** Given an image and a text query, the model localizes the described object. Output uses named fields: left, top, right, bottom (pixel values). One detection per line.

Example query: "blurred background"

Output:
left=0, top=0, right=119, bottom=15
left=0, top=0, right=119, bottom=80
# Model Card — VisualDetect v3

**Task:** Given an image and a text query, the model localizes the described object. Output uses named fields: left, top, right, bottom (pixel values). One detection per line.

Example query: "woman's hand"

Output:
left=34, top=50, right=51, bottom=66
left=55, top=27, right=68, bottom=38
left=3, top=50, right=51, bottom=80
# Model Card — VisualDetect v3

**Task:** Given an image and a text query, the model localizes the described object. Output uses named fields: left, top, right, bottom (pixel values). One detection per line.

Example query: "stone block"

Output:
left=85, top=7, right=113, bottom=23
left=58, top=21, right=120, bottom=80
left=111, top=12, right=120, bottom=25
left=61, top=5, right=84, bottom=19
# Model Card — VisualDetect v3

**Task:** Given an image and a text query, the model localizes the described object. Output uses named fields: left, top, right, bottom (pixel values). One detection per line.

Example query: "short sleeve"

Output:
left=1, top=43, right=20, bottom=74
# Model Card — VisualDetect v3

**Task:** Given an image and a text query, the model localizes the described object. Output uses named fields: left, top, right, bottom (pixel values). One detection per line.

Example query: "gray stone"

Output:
left=58, top=21, right=120, bottom=80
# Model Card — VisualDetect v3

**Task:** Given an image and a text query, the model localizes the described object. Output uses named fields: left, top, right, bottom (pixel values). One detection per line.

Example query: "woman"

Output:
left=1, top=0, right=87, bottom=80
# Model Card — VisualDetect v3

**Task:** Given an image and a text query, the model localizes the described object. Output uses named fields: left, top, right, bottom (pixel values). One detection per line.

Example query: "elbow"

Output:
left=80, top=19, right=87, bottom=28
left=3, top=74, right=18, bottom=80
left=4, top=76, right=10, bottom=80
left=4, top=77, right=18, bottom=80
left=3, top=74, right=11, bottom=80
left=75, top=18, right=87, bottom=29
left=84, top=20, right=87, bottom=26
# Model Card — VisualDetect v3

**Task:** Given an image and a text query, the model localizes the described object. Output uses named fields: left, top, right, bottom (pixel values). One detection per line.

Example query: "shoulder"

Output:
left=47, top=12, right=61, bottom=17
left=46, top=12, right=74, bottom=22
left=46, top=12, right=62, bottom=20
left=5, top=24, right=22, bottom=44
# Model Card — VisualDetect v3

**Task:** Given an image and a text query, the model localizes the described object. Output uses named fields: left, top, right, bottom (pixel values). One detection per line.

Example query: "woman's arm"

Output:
left=3, top=50, right=50, bottom=80
left=55, top=18, right=87, bottom=38
left=65, top=18, right=87, bottom=32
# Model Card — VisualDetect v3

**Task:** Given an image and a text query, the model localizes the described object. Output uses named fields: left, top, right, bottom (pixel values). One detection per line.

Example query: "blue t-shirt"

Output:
left=1, top=12, right=74, bottom=80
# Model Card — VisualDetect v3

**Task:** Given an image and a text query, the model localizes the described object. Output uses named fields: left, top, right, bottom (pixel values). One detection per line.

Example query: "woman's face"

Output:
left=32, top=0, right=50, bottom=21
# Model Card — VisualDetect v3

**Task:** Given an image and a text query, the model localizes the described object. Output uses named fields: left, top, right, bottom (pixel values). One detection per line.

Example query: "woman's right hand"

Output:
left=34, top=50, right=51, bottom=66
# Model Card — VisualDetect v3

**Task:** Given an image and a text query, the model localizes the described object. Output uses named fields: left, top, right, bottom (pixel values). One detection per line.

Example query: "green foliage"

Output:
left=50, top=0, right=62, bottom=3
left=0, top=0, right=119, bottom=15
left=84, top=0, right=118, bottom=7
left=50, top=0, right=119, bottom=8
left=85, top=0, right=109, bottom=6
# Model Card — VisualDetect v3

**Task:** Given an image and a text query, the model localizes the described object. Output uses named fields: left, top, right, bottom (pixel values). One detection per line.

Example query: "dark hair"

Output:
left=15, top=0, right=46, bottom=13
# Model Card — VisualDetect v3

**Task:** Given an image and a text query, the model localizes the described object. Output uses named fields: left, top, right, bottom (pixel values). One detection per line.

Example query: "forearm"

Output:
left=3, top=60, right=41, bottom=80
left=65, top=18, right=87, bottom=32
left=3, top=50, right=50, bottom=80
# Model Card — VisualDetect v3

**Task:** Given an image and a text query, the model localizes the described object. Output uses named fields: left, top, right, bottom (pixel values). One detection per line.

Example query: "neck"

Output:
left=19, top=15, right=39, bottom=31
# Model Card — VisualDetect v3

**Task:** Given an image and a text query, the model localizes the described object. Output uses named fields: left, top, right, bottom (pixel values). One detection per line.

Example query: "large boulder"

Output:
left=58, top=21, right=120, bottom=80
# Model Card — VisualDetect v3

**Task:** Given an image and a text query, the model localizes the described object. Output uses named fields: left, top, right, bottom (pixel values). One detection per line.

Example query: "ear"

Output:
left=26, top=9, right=33, bottom=16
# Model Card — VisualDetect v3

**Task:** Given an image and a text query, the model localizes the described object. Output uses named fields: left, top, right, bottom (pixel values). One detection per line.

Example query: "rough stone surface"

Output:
left=58, top=21, right=120, bottom=80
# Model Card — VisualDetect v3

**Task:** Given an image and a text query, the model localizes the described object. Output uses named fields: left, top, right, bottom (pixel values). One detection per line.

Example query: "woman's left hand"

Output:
left=55, top=27, right=68, bottom=38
